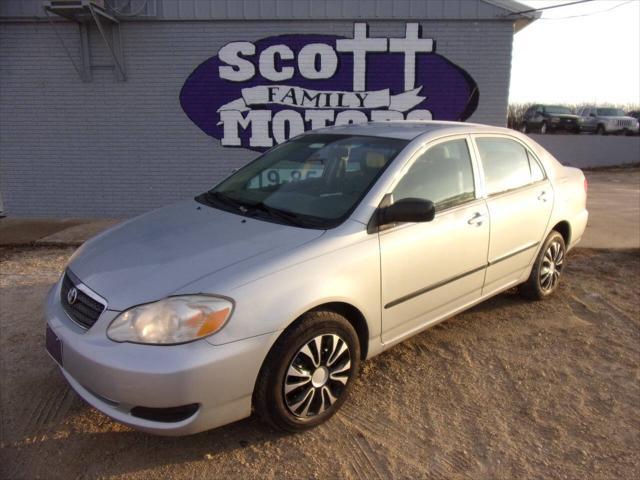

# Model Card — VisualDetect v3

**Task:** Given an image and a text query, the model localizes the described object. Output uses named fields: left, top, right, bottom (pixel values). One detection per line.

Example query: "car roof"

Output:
left=306, top=120, right=509, bottom=141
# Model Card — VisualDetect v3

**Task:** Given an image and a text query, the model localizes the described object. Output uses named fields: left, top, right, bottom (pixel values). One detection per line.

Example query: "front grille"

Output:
left=616, top=119, right=632, bottom=127
left=60, top=271, right=105, bottom=329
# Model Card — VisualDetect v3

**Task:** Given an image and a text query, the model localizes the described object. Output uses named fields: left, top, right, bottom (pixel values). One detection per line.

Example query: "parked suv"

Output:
left=627, top=111, right=640, bottom=135
left=519, top=105, right=580, bottom=134
left=578, top=107, right=640, bottom=135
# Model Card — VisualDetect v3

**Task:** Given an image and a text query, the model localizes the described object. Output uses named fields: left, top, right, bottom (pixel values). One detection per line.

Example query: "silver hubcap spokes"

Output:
left=284, top=334, right=352, bottom=418
left=540, top=240, right=564, bottom=292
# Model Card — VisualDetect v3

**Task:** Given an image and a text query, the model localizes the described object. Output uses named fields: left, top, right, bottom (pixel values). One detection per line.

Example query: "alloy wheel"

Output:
left=284, top=334, right=352, bottom=418
left=540, top=240, right=564, bottom=292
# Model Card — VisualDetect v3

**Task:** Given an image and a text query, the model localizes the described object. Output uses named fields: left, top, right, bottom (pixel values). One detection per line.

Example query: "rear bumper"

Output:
left=44, top=280, right=280, bottom=435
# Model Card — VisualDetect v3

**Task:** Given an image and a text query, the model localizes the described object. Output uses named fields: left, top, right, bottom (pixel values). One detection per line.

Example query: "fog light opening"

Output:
left=129, top=403, right=200, bottom=423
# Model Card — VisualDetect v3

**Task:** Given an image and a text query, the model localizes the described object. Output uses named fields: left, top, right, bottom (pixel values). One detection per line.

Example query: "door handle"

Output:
left=467, top=212, right=485, bottom=226
left=537, top=191, right=548, bottom=202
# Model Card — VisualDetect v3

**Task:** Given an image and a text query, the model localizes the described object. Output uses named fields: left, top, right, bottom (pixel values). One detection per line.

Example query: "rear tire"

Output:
left=253, top=310, right=361, bottom=432
left=520, top=231, right=566, bottom=300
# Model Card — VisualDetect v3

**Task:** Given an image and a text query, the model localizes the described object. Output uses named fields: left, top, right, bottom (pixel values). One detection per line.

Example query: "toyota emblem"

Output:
left=67, top=287, right=78, bottom=305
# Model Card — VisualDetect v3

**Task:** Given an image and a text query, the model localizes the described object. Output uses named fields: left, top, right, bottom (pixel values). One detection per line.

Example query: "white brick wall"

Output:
left=0, top=20, right=514, bottom=217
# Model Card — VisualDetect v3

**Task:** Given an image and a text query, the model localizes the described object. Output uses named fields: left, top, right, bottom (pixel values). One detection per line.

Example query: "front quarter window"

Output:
left=199, top=134, right=408, bottom=229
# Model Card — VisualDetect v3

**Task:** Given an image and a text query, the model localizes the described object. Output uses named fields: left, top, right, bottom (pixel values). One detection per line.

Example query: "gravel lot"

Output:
left=1, top=245, right=638, bottom=479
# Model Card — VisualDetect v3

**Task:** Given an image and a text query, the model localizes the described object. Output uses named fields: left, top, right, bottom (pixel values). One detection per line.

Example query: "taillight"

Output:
left=584, top=178, right=588, bottom=194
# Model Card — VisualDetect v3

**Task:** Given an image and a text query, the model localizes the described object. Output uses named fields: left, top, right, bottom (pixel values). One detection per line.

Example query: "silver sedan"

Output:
left=44, top=121, right=589, bottom=435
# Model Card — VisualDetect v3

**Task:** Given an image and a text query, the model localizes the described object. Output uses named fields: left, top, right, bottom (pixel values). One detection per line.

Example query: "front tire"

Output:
left=596, top=124, right=606, bottom=135
left=520, top=231, right=566, bottom=300
left=253, top=310, right=361, bottom=432
left=540, top=122, right=548, bottom=134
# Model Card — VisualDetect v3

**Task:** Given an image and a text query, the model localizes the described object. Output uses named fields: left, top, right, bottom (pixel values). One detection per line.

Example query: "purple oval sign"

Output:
left=180, top=23, right=479, bottom=151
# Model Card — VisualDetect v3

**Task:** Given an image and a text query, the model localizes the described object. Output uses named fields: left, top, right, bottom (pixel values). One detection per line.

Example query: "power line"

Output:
left=539, top=0, right=635, bottom=19
left=503, top=0, right=595, bottom=16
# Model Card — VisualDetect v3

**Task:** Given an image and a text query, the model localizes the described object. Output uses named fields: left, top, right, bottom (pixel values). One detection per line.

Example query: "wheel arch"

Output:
left=551, top=220, right=571, bottom=246
left=268, top=301, right=371, bottom=362
left=308, top=302, right=370, bottom=360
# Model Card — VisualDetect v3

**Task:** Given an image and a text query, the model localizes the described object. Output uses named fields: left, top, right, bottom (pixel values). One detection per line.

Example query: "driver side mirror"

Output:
left=369, top=198, right=436, bottom=232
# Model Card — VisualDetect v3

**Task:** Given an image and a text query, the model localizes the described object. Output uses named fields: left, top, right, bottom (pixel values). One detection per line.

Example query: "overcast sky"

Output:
left=509, top=0, right=640, bottom=105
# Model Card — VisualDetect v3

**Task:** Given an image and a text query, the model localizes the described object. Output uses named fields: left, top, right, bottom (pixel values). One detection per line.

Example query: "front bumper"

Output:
left=44, top=280, right=280, bottom=435
left=549, top=121, right=579, bottom=132
left=602, top=123, right=639, bottom=133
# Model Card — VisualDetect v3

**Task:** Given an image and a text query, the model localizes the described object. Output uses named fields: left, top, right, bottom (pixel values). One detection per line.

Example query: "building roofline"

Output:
left=1, top=0, right=544, bottom=25
left=482, top=0, right=542, bottom=32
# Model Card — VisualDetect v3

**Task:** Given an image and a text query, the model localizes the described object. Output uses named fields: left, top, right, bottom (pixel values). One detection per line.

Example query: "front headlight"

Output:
left=107, top=295, right=233, bottom=345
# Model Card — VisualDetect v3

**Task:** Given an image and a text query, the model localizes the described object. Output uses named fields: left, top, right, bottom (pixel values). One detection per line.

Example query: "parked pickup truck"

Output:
left=519, top=104, right=580, bottom=134
left=578, top=107, right=640, bottom=135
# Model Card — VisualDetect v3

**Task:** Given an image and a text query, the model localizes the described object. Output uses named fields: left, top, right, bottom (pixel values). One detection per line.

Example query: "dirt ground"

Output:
left=0, top=244, right=638, bottom=479
left=581, top=168, right=640, bottom=249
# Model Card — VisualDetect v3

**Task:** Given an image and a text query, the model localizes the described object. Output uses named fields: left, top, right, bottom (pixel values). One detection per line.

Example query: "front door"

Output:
left=379, top=137, right=490, bottom=344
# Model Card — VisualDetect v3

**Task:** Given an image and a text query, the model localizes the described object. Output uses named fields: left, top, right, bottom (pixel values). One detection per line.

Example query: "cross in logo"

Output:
left=337, top=23, right=434, bottom=92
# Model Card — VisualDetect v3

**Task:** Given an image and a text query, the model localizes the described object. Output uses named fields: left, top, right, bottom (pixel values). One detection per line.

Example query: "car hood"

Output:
left=548, top=113, right=578, bottom=119
left=68, top=200, right=324, bottom=311
left=599, top=115, right=635, bottom=120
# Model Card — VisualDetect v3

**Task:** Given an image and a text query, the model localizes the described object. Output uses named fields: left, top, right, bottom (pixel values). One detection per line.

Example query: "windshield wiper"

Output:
left=203, top=191, right=249, bottom=213
left=200, top=193, right=322, bottom=228
left=247, top=202, right=314, bottom=228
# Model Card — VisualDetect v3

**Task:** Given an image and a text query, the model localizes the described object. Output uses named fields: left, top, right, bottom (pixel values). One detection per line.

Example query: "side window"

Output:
left=476, top=137, right=537, bottom=195
left=392, top=139, right=475, bottom=211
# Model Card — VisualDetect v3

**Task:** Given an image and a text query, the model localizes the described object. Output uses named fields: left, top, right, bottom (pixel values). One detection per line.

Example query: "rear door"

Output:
left=471, top=135, right=553, bottom=296
left=379, top=136, right=490, bottom=344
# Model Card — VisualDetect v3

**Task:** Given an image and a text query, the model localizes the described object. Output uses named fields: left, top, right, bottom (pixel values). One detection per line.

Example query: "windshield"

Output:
left=545, top=106, right=573, bottom=115
left=597, top=108, right=625, bottom=116
left=198, top=134, right=409, bottom=229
